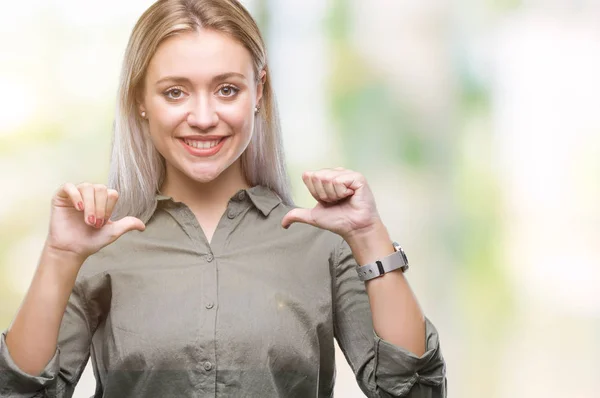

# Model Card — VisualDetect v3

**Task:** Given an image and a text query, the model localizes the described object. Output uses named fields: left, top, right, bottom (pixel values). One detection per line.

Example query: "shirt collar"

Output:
left=244, top=184, right=283, bottom=216
left=154, top=184, right=282, bottom=218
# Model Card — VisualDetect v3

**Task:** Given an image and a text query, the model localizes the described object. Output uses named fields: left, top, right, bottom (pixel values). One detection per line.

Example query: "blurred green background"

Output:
left=1, top=1, right=599, bottom=397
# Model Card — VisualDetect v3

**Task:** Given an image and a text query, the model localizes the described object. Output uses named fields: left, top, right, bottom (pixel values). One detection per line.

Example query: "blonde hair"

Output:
left=108, top=0, right=294, bottom=222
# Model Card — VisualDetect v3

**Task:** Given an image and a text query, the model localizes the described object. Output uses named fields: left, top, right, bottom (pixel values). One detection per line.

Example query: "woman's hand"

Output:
left=46, top=182, right=146, bottom=262
left=281, top=167, right=382, bottom=241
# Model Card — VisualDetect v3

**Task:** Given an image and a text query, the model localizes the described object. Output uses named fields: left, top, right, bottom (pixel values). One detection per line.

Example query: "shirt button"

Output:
left=206, top=253, right=214, bottom=262
left=237, top=191, right=246, bottom=201
left=203, top=361, right=213, bottom=371
left=205, top=302, right=214, bottom=309
left=227, top=209, right=236, bottom=219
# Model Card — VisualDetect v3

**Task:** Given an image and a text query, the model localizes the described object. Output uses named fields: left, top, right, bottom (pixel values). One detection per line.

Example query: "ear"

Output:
left=255, top=69, right=267, bottom=105
left=135, top=84, right=147, bottom=116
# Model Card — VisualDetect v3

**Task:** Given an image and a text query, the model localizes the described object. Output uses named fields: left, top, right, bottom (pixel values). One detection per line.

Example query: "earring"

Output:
left=141, top=111, right=146, bottom=118
left=254, top=105, right=260, bottom=114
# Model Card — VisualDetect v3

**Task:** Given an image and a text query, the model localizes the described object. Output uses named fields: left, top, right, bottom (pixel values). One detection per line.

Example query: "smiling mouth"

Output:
left=178, top=136, right=229, bottom=156
left=179, top=136, right=227, bottom=148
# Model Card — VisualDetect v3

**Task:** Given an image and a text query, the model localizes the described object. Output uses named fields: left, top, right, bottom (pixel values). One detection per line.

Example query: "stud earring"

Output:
left=141, top=111, right=146, bottom=118
left=254, top=105, right=260, bottom=114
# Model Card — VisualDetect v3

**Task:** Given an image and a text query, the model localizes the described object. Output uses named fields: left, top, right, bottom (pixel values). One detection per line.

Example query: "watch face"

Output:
left=400, top=247, right=409, bottom=265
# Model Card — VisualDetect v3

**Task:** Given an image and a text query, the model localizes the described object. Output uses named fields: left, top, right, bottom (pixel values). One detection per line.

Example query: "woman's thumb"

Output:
left=106, top=216, right=146, bottom=239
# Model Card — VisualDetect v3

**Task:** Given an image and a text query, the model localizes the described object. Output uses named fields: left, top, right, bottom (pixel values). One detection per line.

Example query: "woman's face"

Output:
left=139, top=29, right=263, bottom=185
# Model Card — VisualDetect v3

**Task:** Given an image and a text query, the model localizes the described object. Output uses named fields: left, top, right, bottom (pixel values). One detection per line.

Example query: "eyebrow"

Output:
left=155, top=72, right=247, bottom=85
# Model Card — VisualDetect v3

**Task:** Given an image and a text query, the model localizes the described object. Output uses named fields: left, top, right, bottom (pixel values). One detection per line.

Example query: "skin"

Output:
left=139, top=28, right=265, bottom=236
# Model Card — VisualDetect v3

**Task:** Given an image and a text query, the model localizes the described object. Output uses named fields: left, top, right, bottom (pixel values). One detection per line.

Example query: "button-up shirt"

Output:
left=0, top=185, right=446, bottom=397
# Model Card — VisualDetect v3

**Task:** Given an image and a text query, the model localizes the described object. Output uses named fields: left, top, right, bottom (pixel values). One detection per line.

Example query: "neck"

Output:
left=160, top=158, right=251, bottom=213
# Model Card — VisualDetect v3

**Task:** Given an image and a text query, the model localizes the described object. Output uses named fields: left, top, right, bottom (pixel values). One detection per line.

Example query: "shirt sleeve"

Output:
left=332, top=237, right=447, bottom=397
left=0, top=281, right=94, bottom=397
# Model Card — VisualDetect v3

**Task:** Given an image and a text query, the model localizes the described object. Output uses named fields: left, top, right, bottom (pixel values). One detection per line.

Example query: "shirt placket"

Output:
left=165, top=190, right=250, bottom=395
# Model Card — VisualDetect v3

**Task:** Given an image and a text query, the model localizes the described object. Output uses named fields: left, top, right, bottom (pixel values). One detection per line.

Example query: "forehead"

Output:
left=146, top=29, right=254, bottom=83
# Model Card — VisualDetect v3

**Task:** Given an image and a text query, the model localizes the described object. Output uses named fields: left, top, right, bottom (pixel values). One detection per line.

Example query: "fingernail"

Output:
left=77, top=202, right=84, bottom=211
left=95, top=219, right=103, bottom=228
left=88, top=215, right=96, bottom=225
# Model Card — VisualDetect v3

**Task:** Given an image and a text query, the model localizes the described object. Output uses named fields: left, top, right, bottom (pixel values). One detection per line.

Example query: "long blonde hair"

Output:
left=108, top=0, right=294, bottom=222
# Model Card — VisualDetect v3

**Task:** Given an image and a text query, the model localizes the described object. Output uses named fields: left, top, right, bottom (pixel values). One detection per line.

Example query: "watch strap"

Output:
left=355, top=241, right=409, bottom=281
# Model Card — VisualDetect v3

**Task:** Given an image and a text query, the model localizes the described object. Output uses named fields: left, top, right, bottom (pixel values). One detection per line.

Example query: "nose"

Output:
left=186, top=95, right=219, bottom=130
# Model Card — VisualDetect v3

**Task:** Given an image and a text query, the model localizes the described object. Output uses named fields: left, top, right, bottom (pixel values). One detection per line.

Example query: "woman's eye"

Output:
left=218, top=85, right=239, bottom=97
left=165, top=88, right=184, bottom=100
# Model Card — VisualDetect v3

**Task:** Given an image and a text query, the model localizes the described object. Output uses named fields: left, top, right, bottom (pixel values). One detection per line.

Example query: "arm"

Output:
left=332, top=234, right=447, bottom=397
left=0, top=244, right=93, bottom=397
left=279, top=168, right=447, bottom=396
left=5, top=244, right=83, bottom=375
left=1, top=182, right=143, bottom=397
left=345, top=221, right=426, bottom=357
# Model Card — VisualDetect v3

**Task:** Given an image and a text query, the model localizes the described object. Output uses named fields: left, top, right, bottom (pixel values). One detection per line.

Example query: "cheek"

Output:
left=147, top=100, right=186, bottom=138
left=219, top=103, right=254, bottom=134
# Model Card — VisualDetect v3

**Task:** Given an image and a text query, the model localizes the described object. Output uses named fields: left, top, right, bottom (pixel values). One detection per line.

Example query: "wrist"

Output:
left=344, top=220, right=389, bottom=247
left=41, top=241, right=87, bottom=274
left=343, top=222, right=394, bottom=266
left=27, top=244, right=84, bottom=300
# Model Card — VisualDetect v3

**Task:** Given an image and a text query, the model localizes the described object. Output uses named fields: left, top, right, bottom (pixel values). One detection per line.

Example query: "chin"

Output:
left=185, top=165, right=225, bottom=183
left=188, top=172, right=221, bottom=184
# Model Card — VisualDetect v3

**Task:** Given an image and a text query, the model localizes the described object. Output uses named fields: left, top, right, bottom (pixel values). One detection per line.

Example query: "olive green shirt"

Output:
left=0, top=185, right=446, bottom=397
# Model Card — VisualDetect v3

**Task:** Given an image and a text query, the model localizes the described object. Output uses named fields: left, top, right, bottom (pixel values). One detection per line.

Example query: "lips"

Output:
left=179, top=136, right=226, bottom=147
left=178, top=136, right=228, bottom=141
left=178, top=136, right=229, bottom=157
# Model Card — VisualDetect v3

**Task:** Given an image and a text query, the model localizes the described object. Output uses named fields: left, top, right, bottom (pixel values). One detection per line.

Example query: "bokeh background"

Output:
left=1, top=0, right=599, bottom=397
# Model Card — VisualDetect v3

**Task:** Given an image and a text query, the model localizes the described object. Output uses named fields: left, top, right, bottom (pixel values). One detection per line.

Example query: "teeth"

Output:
left=183, top=138, right=223, bottom=149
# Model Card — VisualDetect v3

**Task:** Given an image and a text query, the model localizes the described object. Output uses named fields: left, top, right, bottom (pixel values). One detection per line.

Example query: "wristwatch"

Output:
left=355, top=241, right=409, bottom=281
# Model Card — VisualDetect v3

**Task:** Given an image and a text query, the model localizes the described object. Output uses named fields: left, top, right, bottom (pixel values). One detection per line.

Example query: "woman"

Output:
left=0, top=0, right=446, bottom=397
